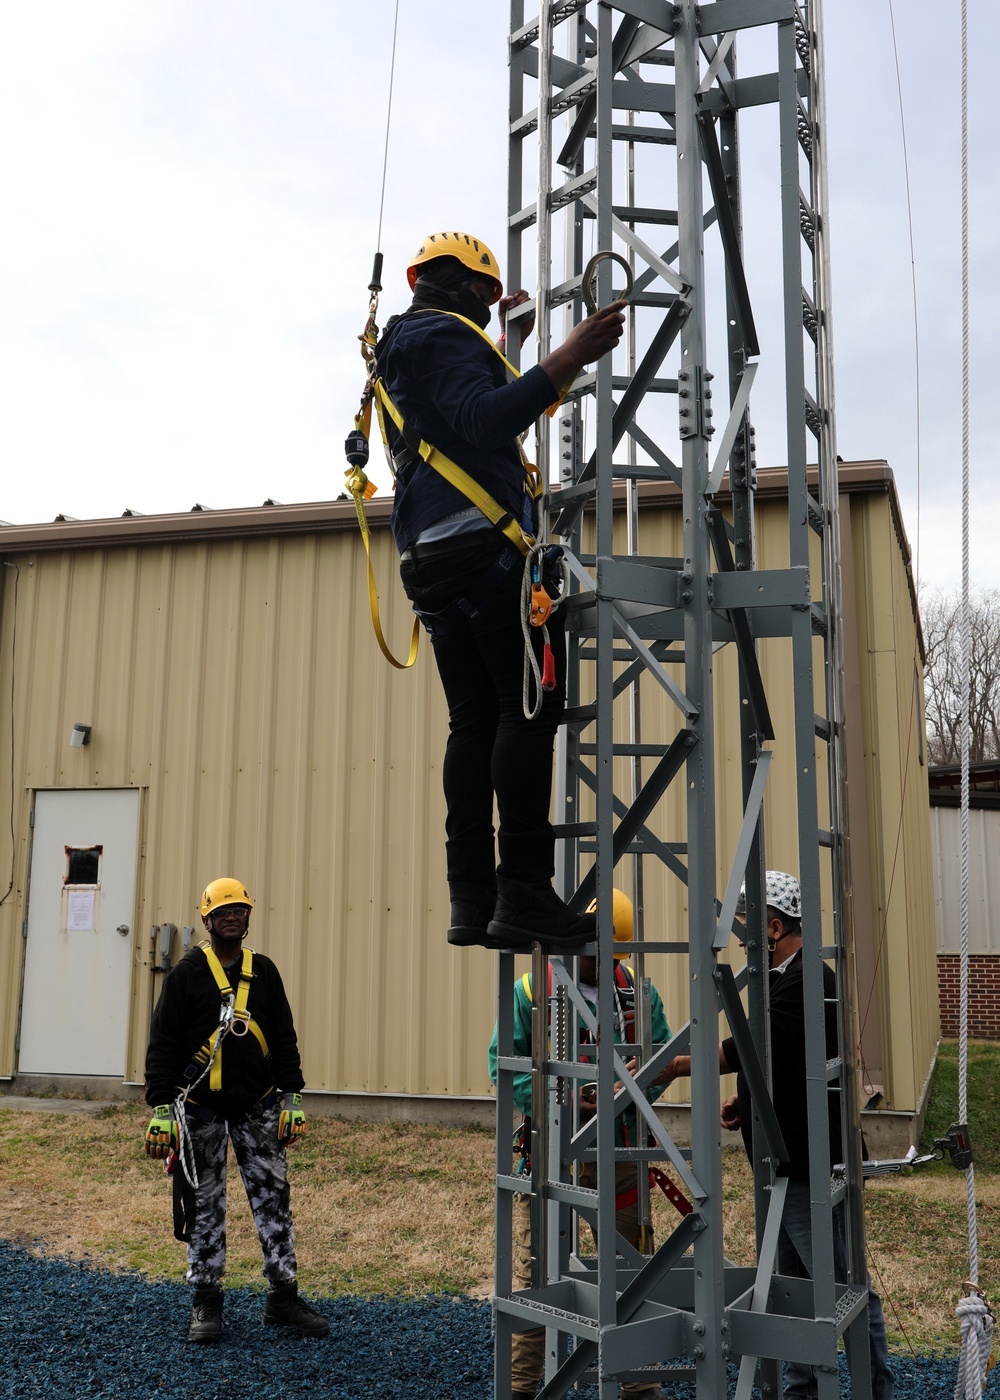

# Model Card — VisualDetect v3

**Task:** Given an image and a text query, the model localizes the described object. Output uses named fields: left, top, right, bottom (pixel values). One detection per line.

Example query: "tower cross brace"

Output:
left=493, top=3, right=872, bottom=1398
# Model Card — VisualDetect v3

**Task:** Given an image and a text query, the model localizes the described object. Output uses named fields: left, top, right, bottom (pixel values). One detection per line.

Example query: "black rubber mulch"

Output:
left=0, top=1240, right=995, bottom=1398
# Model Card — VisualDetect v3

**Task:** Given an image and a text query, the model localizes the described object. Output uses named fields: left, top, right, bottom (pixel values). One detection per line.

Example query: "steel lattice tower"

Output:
left=492, top=2, right=873, bottom=1398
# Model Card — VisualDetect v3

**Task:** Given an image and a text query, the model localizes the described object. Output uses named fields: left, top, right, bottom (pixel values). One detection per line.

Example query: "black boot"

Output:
left=187, top=1284, right=223, bottom=1343
left=447, top=883, right=531, bottom=951
left=487, top=878, right=596, bottom=950
left=263, top=1281, right=330, bottom=1338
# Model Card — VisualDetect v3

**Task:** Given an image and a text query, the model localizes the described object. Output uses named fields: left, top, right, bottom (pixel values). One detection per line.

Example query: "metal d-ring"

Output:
left=582, top=250, right=634, bottom=312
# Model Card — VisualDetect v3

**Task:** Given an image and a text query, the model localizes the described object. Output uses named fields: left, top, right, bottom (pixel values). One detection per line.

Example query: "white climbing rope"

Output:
left=521, top=543, right=570, bottom=720
left=956, top=1289, right=994, bottom=1400
left=953, top=3, right=993, bottom=1394
left=171, top=993, right=235, bottom=1191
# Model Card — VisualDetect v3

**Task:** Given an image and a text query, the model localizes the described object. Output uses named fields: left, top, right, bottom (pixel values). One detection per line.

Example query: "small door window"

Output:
left=65, top=846, right=102, bottom=886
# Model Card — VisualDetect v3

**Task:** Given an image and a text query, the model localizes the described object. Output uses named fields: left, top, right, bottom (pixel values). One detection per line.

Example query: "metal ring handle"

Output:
left=582, top=251, right=634, bottom=313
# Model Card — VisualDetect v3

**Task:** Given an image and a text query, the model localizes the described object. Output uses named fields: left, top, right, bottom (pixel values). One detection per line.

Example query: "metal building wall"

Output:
left=931, top=805, right=1000, bottom=954
left=843, top=483, right=939, bottom=1110
left=0, top=519, right=497, bottom=1099
left=0, top=471, right=938, bottom=1112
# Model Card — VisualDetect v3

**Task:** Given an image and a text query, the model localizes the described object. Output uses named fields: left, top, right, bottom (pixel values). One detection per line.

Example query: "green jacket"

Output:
left=488, top=963, right=670, bottom=1147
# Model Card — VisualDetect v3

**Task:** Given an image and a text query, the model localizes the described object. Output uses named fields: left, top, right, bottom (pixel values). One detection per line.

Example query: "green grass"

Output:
left=918, top=1040, right=1000, bottom=1172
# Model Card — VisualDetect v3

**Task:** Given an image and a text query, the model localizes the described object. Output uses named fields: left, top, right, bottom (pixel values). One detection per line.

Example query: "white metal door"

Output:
left=19, top=789, right=139, bottom=1076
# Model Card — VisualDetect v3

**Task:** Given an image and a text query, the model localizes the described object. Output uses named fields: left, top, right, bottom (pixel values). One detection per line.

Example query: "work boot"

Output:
left=186, top=1284, right=223, bottom=1343
left=263, top=1280, right=330, bottom=1338
left=487, top=878, right=596, bottom=951
left=447, top=881, right=532, bottom=951
left=449, top=899, right=533, bottom=951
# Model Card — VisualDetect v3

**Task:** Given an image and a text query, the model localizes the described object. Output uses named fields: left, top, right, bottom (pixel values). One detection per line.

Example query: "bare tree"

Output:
left=921, top=587, right=1000, bottom=764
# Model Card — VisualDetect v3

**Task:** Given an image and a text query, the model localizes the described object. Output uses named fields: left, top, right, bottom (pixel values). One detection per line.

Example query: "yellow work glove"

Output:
left=278, top=1093, right=306, bottom=1144
left=145, top=1104, right=178, bottom=1159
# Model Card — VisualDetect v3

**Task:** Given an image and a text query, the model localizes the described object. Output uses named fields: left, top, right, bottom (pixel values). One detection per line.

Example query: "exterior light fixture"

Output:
left=69, top=723, right=92, bottom=749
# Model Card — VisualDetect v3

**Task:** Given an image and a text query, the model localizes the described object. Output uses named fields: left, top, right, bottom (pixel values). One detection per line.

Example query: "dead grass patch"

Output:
left=0, top=1105, right=497, bottom=1296
left=0, top=1103, right=990, bottom=1352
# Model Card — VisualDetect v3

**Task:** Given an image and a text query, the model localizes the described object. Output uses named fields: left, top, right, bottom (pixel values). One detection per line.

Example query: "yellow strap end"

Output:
left=544, top=384, right=573, bottom=419
left=345, top=467, right=369, bottom=497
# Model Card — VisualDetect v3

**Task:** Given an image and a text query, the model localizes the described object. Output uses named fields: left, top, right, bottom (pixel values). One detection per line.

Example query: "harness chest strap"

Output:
left=347, top=308, right=547, bottom=666
left=435, top=309, right=570, bottom=421
left=196, top=945, right=270, bottom=1093
left=373, top=379, right=536, bottom=558
left=520, top=962, right=636, bottom=1041
left=374, top=307, right=551, bottom=556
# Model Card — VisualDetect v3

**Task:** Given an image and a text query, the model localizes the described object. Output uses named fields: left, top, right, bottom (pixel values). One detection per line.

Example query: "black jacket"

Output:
left=722, top=949, right=842, bottom=1181
left=144, top=945, right=304, bottom=1118
left=375, top=310, right=558, bottom=553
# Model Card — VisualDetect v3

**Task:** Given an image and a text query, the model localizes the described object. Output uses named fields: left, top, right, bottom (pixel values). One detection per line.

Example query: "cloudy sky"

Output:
left=0, top=1, right=994, bottom=594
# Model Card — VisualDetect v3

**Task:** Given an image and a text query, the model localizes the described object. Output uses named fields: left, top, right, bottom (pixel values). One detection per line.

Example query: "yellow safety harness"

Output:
left=169, top=942, right=274, bottom=1206
left=190, top=944, right=270, bottom=1094
left=345, top=308, right=553, bottom=669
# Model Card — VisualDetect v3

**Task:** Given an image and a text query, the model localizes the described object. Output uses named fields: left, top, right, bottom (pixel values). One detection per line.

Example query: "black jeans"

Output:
left=399, top=536, right=566, bottom=900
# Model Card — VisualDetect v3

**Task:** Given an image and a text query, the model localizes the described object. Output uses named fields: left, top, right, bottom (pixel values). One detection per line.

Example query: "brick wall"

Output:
left=938, top=954, right=1000, bottom=1038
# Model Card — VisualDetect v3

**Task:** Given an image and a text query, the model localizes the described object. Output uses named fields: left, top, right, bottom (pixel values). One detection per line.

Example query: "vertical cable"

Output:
left=957, top=0, right=976, bottom=1284
left=951, top=8, right=993, bottom=1400
left=886, top=0, right=922, bottom=582
left=375, top=0, right=402, bottom=255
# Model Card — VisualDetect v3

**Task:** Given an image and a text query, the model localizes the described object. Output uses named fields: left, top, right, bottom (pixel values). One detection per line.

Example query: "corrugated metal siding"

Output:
left=848, top=492, right=938, bottom=1109
left=931, top=805, right=1000, bottom=954
left=0, top=486, right=938, bottom=1114
left=0, top=529, right=494, bottom=1096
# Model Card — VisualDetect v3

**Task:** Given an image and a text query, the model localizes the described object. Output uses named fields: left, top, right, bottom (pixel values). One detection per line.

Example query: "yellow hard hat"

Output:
left=201, top=876, right=254, bottom=919
left=586, top=888, right=635, bottom=958
left=406, top=231, right=503, bottom=303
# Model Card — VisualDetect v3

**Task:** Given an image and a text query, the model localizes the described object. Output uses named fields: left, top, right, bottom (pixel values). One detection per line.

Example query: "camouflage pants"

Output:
left=185, top=1103, right=296, bottom=1288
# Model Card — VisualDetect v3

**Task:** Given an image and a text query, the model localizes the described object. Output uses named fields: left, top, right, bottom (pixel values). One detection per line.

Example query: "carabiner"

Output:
left=582, top=250, right=634, bottom=313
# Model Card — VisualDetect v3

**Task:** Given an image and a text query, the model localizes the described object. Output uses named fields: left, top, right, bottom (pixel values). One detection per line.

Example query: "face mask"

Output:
left=410, top=260, right=493, bottom=329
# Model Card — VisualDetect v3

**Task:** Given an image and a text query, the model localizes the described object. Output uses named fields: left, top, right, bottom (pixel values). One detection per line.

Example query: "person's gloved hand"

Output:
left=145, top=1105, right=178, bottom=1159
left=278, top=1093, right=306, bottom=1144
